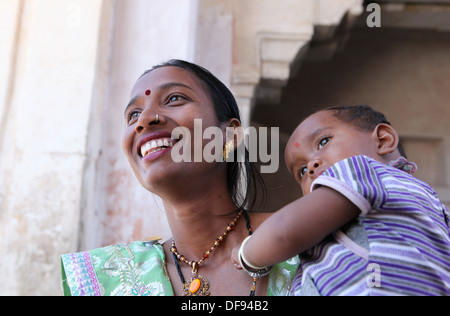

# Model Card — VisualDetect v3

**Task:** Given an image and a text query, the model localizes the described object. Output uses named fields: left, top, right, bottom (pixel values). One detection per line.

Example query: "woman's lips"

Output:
left=136, top=130, right=180, bottom=163
left=140, top=138, right=175, bottom=158
left=140, top=145, right=173, bottom=163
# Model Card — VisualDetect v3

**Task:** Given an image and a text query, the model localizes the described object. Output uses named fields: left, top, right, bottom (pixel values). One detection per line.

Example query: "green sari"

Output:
left=61, top=240, right=299, bottom=296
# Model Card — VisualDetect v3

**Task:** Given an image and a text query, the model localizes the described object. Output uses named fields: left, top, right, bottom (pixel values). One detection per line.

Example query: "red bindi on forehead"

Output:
left=295, top=142, right=300, bottom=148
left=145, top=89, right=151, bottom=96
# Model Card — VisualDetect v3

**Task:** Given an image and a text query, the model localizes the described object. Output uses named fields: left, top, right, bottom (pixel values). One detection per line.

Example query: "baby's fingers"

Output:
left=231, top=246, right=242, bottom=270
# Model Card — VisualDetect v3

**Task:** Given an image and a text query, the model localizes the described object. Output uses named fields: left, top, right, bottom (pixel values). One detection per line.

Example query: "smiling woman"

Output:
left=60, top=59, right=299, bottom=296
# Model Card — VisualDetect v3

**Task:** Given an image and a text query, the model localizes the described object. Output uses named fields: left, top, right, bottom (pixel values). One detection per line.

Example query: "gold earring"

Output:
left=223, top=141, right=234, bottom=161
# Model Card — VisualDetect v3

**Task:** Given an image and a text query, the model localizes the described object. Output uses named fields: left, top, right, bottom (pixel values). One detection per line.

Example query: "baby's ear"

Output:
left=372, top=123, right=400, bottom=156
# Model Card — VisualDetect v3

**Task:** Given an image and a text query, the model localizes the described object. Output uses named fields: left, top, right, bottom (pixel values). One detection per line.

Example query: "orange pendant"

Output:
left=189, top=278, right=201, bottom=293
left=183, top=275, right=210, bottom=296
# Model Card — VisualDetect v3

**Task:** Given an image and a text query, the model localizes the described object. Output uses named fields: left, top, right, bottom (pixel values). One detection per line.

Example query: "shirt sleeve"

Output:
left=311, top=155, right=388, bottom=216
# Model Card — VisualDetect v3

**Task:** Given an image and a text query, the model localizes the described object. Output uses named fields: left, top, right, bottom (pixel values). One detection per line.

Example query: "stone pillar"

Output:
left=0, top=0, right=111, bottom=296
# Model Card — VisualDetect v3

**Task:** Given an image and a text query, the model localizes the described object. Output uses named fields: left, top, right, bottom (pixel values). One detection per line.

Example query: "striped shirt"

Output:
left=291, top=155, right=450, bottom=296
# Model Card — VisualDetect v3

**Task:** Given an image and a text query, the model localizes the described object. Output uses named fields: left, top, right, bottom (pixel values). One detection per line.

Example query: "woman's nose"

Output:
left=135, top=107, right=160, bottom=133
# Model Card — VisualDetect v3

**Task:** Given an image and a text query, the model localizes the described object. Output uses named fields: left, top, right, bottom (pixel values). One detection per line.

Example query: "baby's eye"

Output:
left=298, top=166, right=308, bottom=180
left=318, top=137, right=330, bottom=149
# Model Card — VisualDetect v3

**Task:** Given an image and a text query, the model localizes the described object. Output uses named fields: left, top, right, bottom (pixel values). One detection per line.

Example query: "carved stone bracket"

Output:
left=231, top=31, right=312, bottom=124
left=230, top=1, right=364, bottom=124
left=256, top=31, right=313, bottom=82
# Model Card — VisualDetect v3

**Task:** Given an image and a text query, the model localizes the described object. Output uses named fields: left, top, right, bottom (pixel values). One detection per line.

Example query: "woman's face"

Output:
left=122, top=66, right=224, bottom=193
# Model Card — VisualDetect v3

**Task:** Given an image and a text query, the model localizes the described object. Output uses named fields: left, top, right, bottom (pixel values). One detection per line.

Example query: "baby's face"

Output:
left=285, top=111, right=380, bottom=194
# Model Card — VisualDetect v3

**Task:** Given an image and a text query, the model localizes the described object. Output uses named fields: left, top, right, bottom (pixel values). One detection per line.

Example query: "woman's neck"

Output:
left=162, top=194, right=246, bottom=263
left=153, top=162, right=250, bottom=262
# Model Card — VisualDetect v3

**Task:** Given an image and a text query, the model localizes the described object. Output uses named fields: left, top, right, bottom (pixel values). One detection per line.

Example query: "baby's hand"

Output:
left=231, top=244, right=242, bottom=270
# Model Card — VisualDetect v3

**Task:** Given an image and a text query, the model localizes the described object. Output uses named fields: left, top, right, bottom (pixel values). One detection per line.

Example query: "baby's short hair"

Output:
left=323, top=105, right=407, bottom=158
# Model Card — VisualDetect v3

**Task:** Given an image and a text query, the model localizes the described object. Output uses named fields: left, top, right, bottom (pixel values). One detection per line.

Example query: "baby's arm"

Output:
left=234, top=186, right=360, bottom=269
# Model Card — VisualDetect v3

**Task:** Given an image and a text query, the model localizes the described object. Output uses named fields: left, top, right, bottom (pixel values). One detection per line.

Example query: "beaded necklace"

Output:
left=171, top=209, right=258, bottom=296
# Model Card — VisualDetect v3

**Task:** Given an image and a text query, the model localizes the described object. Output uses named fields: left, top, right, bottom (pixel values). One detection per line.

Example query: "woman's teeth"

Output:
left=140, top=138, right=174, bottom=158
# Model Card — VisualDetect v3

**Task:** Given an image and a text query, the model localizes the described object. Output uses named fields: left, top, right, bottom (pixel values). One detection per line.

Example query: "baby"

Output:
left=233, top=105, right=450, bottom=296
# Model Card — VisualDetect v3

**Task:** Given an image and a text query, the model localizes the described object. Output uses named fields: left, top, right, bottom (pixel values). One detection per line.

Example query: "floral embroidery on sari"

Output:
left=62, top=241, right=299, bottom=296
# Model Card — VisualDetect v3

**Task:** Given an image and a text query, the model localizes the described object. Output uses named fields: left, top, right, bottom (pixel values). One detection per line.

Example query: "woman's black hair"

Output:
left=323, top=104, right=407, bottom=158
left=141, top=59, right=266, bottom=212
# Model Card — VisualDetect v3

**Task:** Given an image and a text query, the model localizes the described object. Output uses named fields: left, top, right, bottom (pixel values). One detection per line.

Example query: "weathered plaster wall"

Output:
left=0, top=0, right=108, bottom=295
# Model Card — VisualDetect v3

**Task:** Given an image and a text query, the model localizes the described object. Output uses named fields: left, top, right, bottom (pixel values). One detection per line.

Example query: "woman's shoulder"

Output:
left=62, top=237, right=166, bottom=264
left=61, top=237, right=174, bottom=296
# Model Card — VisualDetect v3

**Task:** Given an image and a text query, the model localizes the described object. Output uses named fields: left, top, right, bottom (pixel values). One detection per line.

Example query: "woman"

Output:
left=61, top=60, right=299, bottom=296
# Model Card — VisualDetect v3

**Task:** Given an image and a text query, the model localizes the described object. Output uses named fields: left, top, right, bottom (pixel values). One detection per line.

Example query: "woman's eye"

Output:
left=168, top=94, right=185, bottom=103
left=128, top=111, right=140, bottom=124
left=318, top=137, right=330, bottom=149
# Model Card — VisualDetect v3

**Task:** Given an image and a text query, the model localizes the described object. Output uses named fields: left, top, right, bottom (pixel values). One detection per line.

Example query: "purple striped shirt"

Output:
left=291, top=155, right=450, bottom=296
